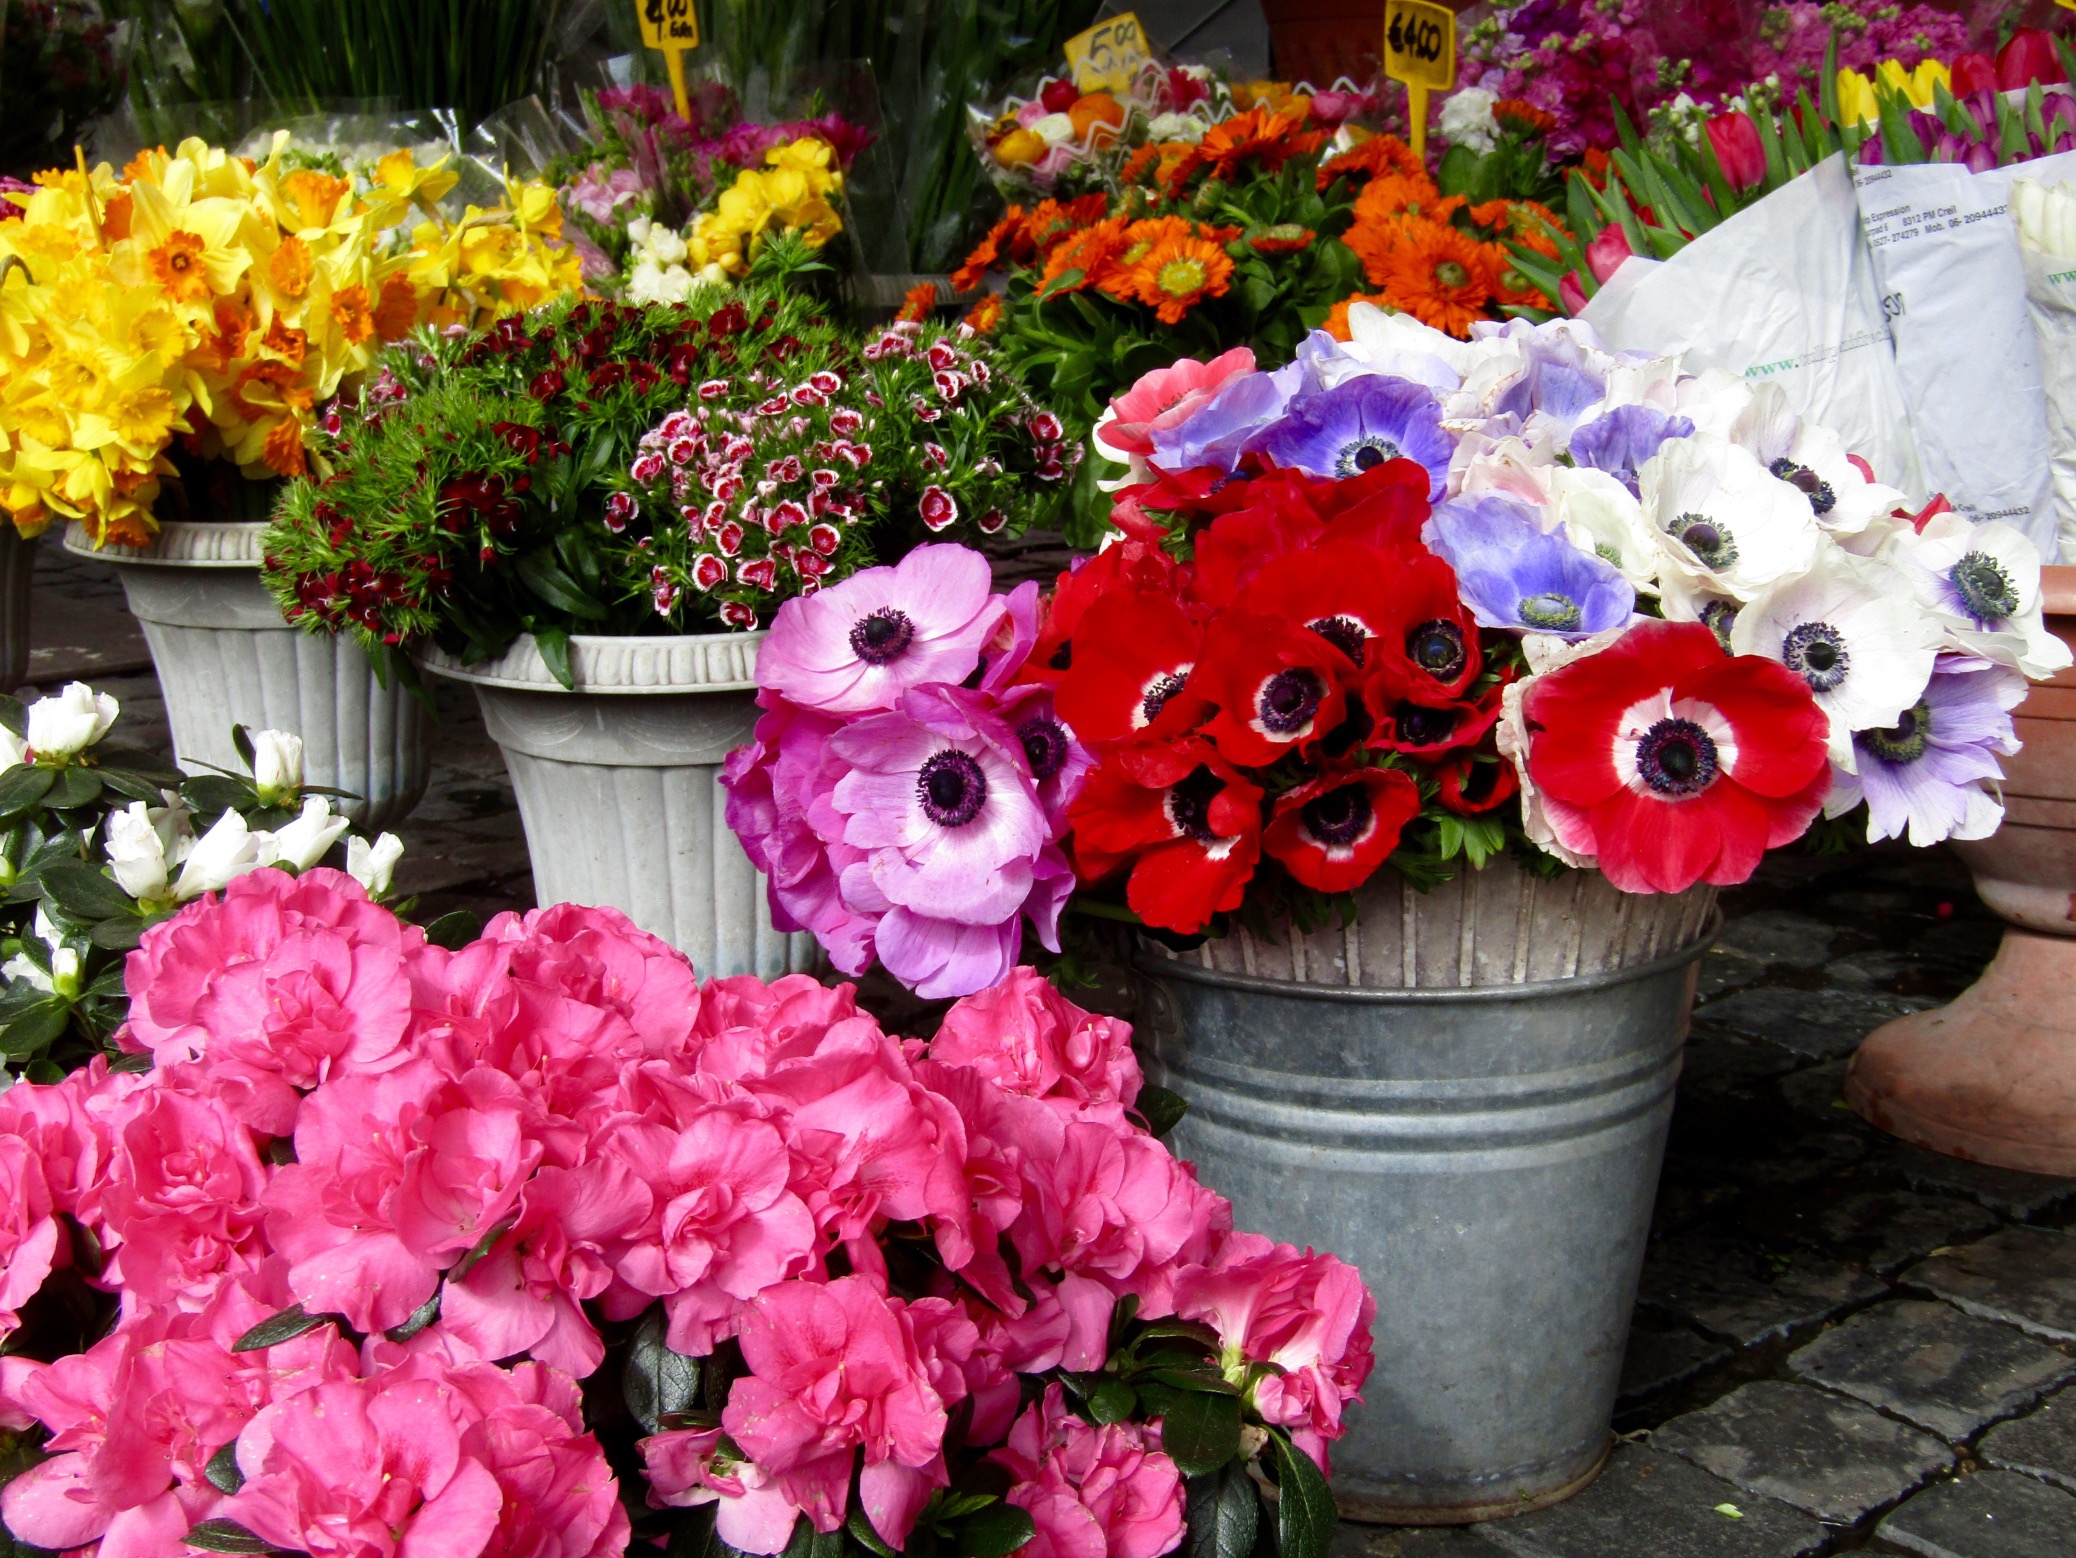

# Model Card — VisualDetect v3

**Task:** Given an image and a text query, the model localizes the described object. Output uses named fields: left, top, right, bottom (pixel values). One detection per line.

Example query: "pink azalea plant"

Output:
left=0, top=869, right=1372, bottom=1558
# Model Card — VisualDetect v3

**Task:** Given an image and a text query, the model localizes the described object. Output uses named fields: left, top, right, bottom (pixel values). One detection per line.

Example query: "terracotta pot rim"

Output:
left=2042, top=563, right=2076, bottom=617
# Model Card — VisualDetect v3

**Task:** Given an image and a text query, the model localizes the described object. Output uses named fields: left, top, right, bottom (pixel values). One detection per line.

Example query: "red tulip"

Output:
left=1704, top=111, right=1766, bottom=192
left=1586, top=222, right=1632, bottom=284
left=1997, top=28, right=2065, bottom=91
left=1559, top=270, right=1588, bottom=314
left=1949, top=51, right=1999, bottom=97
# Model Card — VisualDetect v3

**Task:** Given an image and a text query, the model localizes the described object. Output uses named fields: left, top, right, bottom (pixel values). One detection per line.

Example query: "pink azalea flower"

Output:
left=721, top=1277, right=949, bottom=1547
left=757, top=544, right=1005, bottom=715
left=0, top=1134, right=60, bottom=1340
left=487, top=901, right=705, bottom=1065
left=644, top=1428, right=803, bottom=1553
left=931, top=967, right=1141, bottom=1112
left=95, top=1084, right=271, bottom=1309
left=995, top=1384, right=1185, bottom=1558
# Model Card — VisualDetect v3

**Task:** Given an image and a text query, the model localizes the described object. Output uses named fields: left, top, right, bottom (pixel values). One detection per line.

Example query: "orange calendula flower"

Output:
left=148, top=231, right=213, bottom=302
left=268, top=234, right=313, bottom=298
left=1376, top=220, right=1499, bottom=337
left=896, top=281, right=940, bottom=322
left=331, top=284, right=375, bottom=345
left=1128, top=230, right=1233, bottom=324
left=962, top=293, right=1004, bottom=333
left=1493, top=99, right=1558, bottom=135
left=954, top=206, right=1024, bottom=292
left=1247, top=224, right=1315, bottom=254
left=1171, top=108, right=1327, bottom=192
left=1318, top=133, right=1424, bottom=190
left=373, top=275, right=419, bottom=342
left=1324, top=291, right=1396, bottom=340
left=1041, top=215, right=1132, bottom=297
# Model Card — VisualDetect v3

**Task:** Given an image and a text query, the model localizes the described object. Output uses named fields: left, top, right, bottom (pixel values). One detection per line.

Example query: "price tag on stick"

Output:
left=637, top=0, right=700, bottom=121
left=1064, top=12, right=1150, bottom=95
left=1382, top=0, right=1455, bottom=160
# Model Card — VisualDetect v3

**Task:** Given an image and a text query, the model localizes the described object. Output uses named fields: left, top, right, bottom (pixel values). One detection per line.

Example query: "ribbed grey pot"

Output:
left=1134, top=862, right=1718, bottom=1526
left=422, top=633, right=819, bottom=980
left=63, top=521, right=429, bottom=829
left=0, top=528, right=36, bottom=691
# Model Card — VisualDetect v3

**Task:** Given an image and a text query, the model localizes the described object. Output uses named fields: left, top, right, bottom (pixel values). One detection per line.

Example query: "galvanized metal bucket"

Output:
left=1135, top=862, right=1716, bottom=1524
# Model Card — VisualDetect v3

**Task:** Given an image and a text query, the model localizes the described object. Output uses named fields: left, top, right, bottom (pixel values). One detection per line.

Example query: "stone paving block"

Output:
left=1880, top=1147, right=2076, bottom=1220
left=1471, top=1446, right=1825, bottom=1558
left=1666, top=1116, right=1870, bottom=1193
left=1619, top=1320, right=1733, bottom=1404
left=1980, top=1389, right=2076, bottom=1496
left=1696, top=947, right=1770, bottom=1002
left=1775, top=1059, right=1855, bottom=1124
left=1333, top=1526, right=1512, bottom=1558
left=1680, top=1033, right=1806, bottom=1100
left=1874, top=1469, right=2076, bottom=1557
left=1714, top=911, right=1839, bottom=969
left=1788, top=1300, right=2076, bottom=1440
left=1824, top=949, right=1923, bottom=991
left=1639, top=1232, right=1886, bottom=1346
left=1905, top=1228, right=2076, bottom=1343
left=1690, top=986, right=1940, bottom=1060
left=1651, top=1379, right=1954, bottom=1523
left=1730, top=1185, right=2000, bottom=1280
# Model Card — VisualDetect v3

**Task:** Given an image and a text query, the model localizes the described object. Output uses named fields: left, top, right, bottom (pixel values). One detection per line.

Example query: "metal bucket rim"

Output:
left=1132, top=905, right=1722, bottom=1005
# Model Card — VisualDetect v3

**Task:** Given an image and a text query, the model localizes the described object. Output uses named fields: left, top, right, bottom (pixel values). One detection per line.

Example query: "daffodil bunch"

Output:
left=399, top=172, right=586, bottom=331
left=683, top=136, right=847, bottom=282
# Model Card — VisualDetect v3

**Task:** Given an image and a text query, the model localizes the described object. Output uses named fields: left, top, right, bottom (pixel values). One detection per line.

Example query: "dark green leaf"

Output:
left=1145, top=1367, right=1240, bottom=1396
left=447, top=1218, right=514, bottom=1283
left=534, top=627, right=574, bottom=691
left=90, top=917, right=147, bottom=952
left=181, top=1518, right=280, bottom=1554
left=846, top=1508, right=899, bottom=1558
left=514, top=550, right=609, bottom=619
left=0, top=1002, right=71, bottom=1059
left=625, top=1307, right=702, bottom=1436
left=38, top=861, right=136, bottom=922
left=421, top=910, right=482, bottom=950
left=1158, top=1388, right=1242, bottom=1477
left=99, top=769, right=173, bottom=805
left=0, top=767, right=54, bottom=820
left=181, top=775, right=254, bottom=816
left=231, top=725, right=257, bottom=770
left=1085, top=1378, right=1136, bottom=1424
left=91, top=746, right=184, bottom=786
left=204, top=1442, right=245, bottom=1495
left=41, top=768, right=102, bottom=811
left=384, top=1290, right=441, bottom=1343
left=232, top=1303, right=335, bottom=1353
left=1185, top=1462, right=1259, bottom=1558
left=1134, top=1085, right=1187, bottom=1139
left=779, top=1514, right=844, bottom=1558
left=1270, top=1431, right=1336, bottom=1558
left=0, top=697, right=24, bottom=739
left=955, top=1502, right=1035, bottom=1558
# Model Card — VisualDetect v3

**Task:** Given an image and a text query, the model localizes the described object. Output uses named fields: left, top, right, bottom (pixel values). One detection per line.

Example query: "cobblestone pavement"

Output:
left=32, top=548, right=2076, bottom=1556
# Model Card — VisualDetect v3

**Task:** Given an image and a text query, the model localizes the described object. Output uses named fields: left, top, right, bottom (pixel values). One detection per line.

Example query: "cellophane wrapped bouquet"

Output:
left=549, top=83, right=872, bottom=304
left=732, top=306, right=2069, bottom=991
left=0, top=136, right=580, bottom=546
left=0, top=874, right=1372, bottom=1558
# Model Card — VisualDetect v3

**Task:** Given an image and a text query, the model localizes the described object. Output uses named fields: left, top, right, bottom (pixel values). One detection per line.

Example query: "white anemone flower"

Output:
left=258, top=796, right=351, bottom=872
left=1641, top=435, right=1821, bottom=602
left=26, top=683, right=118, bottom=761
left=1731, top=545, right=1942, bottom=767
left=347, top=832, right=406, bottom=897
left=1337, top=303, right=1477, bottom=392
left=1549, top=466, right=1660, bottom=588
left=249, top=729, right=305, bottom=806
left=1672, top=368, right=1762, bottom=441
left=1888, top=510, right=2074, bottom=678
left=1726, top=380, right=1904, bottom=536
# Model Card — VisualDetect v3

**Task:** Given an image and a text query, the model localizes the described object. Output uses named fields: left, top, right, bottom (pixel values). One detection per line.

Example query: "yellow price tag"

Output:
left=634, top=0, right=699, bottom=122
left=1064, top=12, right=1150, bottom=96
left=1382, top=0, right=1455, bottom=159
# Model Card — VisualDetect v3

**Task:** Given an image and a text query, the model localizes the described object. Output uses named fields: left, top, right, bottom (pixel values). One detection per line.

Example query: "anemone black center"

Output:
left=1676, top=514, right=1739, bottom=571
left=1700, top=599, right=1739, bottom=652
left=1769, top=457, right=1836, bottom=516
left=1301, top=782, right=1373, bottom=847
left=1951, top=550, right=2020, bottom=623
left=1781, top=621, right=1850, bottom=693
left=1017, top=717, right=1069, bottom=781
left=917, top=749, right=987, bottom=827
left=1635, top=717, right=1720, bottom=798
left=1165, top=765, right=1225, bottom=842
left=1140, top=671, right=1187, bottom=727
left=1518, top=592, right=1583, bottom=632
left=1407, top=619, right=1467, bottom=680
left=1353, top=446, right=1385, bottom=471
left=1393, top=702, right=1458, bottom=746
left=1863, top=700, right=1931, bottom=764
left=1308, top=615, right=1368, bottom=665
left=850, top=607, right=915, bottom=665
left=1257, top=669, right=1324, bottom=735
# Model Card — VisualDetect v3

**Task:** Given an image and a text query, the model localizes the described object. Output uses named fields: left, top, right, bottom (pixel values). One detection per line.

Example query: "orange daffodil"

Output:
left=0, top=138, right=581, bottom=545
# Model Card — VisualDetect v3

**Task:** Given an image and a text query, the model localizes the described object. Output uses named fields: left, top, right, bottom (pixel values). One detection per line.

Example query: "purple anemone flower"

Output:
left=1831, top=656, right=2025, bottom=847
left=1568, top=405, right=1695, bottom=495
left=1149, top=359, right=1304, bottom=474
left=1248, top=374, right=1453, bottom=498
left=1423, top=494, right=1635, bottom=639
left=757, top=544, right=1003, bottom=715
left=1490, top=328, right=1609, bottom=432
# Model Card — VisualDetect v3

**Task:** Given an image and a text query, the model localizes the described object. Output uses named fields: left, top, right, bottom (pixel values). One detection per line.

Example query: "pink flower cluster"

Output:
left=725, top=544, right=1092, bottom=997
left=0, top=871, right=1373, bottom=1558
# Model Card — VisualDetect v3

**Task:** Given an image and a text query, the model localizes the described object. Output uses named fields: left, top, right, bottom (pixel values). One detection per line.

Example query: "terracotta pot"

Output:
left=1845, top=564, right=2076, bottom=1174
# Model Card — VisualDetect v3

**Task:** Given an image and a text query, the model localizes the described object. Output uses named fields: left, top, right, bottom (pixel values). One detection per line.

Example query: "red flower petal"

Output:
left=1263, top=767, right=1420, bottom=892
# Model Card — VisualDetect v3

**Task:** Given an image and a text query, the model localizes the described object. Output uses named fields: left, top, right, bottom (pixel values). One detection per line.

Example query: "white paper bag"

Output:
left=1581, top=153, right=1923, bottom=500
left=1853, top=151, right=2076, bottom=559
left=2014, top=177, right=2076, bottom=558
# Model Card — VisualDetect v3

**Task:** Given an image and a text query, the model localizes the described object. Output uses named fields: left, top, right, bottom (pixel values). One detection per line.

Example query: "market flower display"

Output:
left=0, top=876, right=1372, bottom=1558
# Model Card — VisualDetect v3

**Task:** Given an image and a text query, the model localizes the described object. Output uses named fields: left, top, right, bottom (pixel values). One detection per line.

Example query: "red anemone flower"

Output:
left=1366, top=669, right=1503, bottom=759
left=1236, top=539, right=1402, bottom=670
left=1023, top=539, right=1180, bottom=688
left=1522, top=621, right=1829, bottom=893
left=1055, top=591, right=1209, bottom=745
left=1068, top=739, right=1264, bottom=933
left=1370, top=552, right=1483, bottom=700
left=1189, top=611, right=1356, bottom=766
left=1434, top=752, right=1519, bottom=815
left=1263, top=766, right=1420, bottom=893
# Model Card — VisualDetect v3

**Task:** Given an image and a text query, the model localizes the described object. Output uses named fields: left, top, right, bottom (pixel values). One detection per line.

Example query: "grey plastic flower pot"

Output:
left=422, top=632, right=819, bottom=980
left=63, top=521, right=429, bottom=829
left=1134, top=861, right=1718, bottom=1525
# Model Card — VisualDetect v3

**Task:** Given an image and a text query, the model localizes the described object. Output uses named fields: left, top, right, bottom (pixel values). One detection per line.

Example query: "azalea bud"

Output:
left=249, top=728, right=306, bottom=806
left=25, top=682, right=118, bottom=762
left=260, top=796, right=350, bottom=872
left=347, top=831, right=405, bottom=897
left=173, top=809, right=264, bottom=900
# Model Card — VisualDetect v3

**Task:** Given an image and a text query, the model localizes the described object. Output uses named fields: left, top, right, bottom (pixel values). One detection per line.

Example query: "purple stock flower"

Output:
left=1149, top=360, right=1304, bottom=473
left=1248, top=374, right=1453, bottom=497
left=758, top=545, right=1004, bottom=715
left=1569, top=405, right=1695, bottom=495
left=1423, top=493, right=1634, bottom=639
left=1831, top=657, right=2025, bottom=846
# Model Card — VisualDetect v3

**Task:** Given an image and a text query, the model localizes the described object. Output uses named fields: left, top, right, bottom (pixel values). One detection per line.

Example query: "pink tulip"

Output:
left=1558, top=269, right=1589, bottom=314
left=1705, top=111, right=1766, bottom=192
left=1586, top=222, right=1633, bottom=284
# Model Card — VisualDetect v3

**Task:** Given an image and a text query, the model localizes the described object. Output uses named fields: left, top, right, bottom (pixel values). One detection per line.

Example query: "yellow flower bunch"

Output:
left=400, top=172, right=585, bottom=331
left=1836, top=58, right=1952, bottom=127
left=685, top=136, right=845, bottom=278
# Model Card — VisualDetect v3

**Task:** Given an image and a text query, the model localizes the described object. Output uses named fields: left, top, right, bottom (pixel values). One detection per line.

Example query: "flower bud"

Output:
left=25, top=683, right=117, bottom=763
left=249, top=728, right=306, bottom=806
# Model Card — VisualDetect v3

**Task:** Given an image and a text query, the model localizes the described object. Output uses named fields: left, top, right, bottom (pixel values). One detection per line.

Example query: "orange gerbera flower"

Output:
left=1323, top=291, right=1395, bottom=340
left=1493, top=99, right=1558, bottom=135
left=1127, top=230, right=1233, bottom=324
left=1507, top=199, right=1564, bottom=259
left=1247, top=224, right=1315, bottom=254
left=1375, top=220, right=1499, bottom=337
left=896, top=281, right=940, bottom=322
left=1352, top=170, right=1446, bottom=225
left=954, top=205, right=1027, bottom=291
left=1170, top=108, right=1327, bottom=191
left=962, top=293, right=1004, bottom=333
left=1119, top=215, right=1193, bottom=268
left=1020, top=195, right=1111, bottom=256
left=1317, top=133, right=1424, bottom=190
left=1121, top=144, right=1162, bottom=185
left=1041, top=215, right=1133, bottom=297
left=148, top=231, right=212, bottom=302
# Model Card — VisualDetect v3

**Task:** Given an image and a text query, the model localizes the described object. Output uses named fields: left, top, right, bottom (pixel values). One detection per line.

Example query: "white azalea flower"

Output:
left=1550, top=466, right=1660, bottom=587
left=1731, top=545, right=1942, bottom=767
left=26, top=683, right=118, bottom=761
left=0, top=725, right=26, bottom=772
left=258, top=796, right=350, bottom=872
left=1888, top=511, right=2074, bottom=678
left=172, top=809, right=265, bottom=900
left=2, top=908, right=82, bottom=1000
left=1640, top=435, right=1821, bottom=602
left=249, top=729, right=305, bottom=805
left=107, top=801, right=174, bottom=901
left=347, top=832, right=406, bottom=897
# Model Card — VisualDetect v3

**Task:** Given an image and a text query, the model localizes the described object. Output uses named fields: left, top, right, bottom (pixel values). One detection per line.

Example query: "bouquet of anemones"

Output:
left=0, top=874, right=1373, bottom=1558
